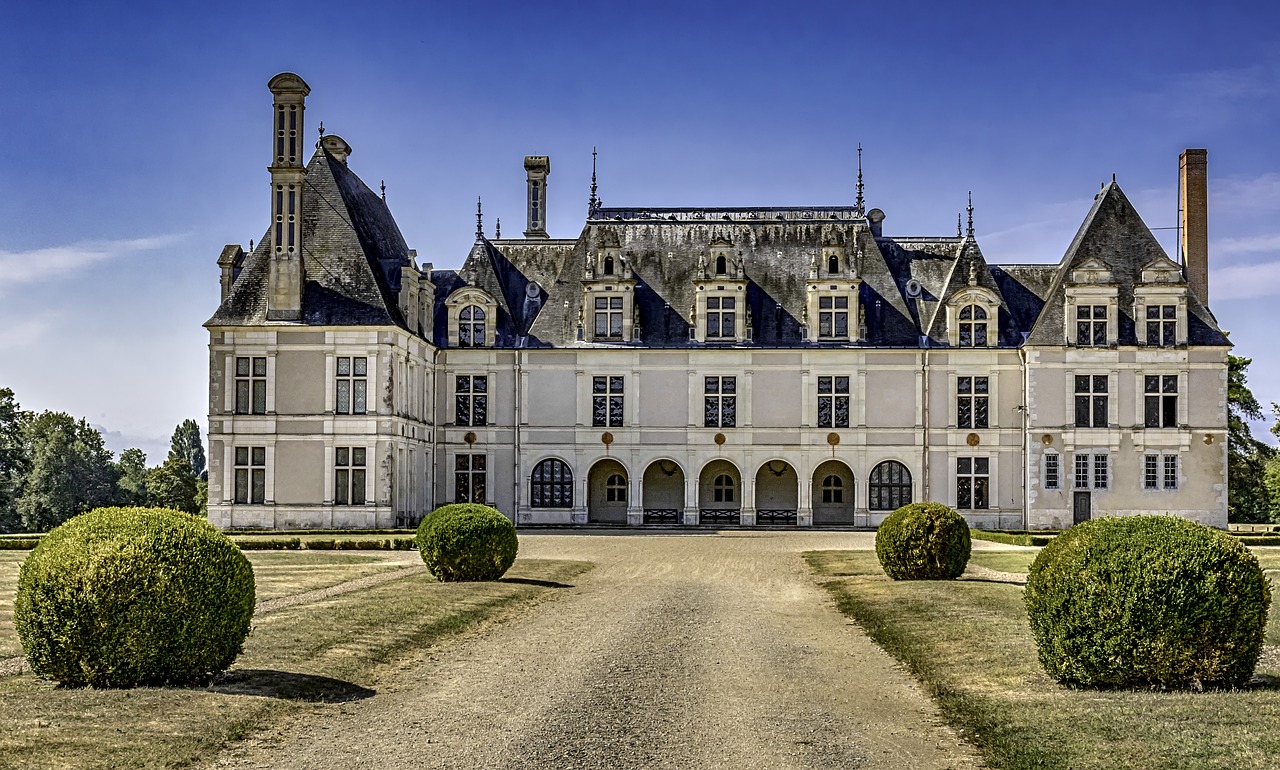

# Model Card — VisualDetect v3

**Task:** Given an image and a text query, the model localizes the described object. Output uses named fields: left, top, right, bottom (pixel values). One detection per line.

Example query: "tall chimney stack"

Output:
left=1179, top=149, right=1208, bottom=307
left=524, top=156, right=550, bottom=239
left=266, top=72, right=311, bottom=321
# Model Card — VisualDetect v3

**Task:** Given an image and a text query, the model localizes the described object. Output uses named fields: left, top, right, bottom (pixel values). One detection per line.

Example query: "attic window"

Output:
left=459, top=305, right=486, bottom=348
left=958, top=304, right=988, bottom=347
left=603, top=255, right=615, bottom=275
left=827, top=254, right=839, bottom=274
left=715, top=255, right=728, bottom=275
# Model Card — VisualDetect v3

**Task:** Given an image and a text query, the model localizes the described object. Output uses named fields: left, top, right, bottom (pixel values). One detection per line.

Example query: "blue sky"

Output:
left=2, top=0, right=1279, bottom=462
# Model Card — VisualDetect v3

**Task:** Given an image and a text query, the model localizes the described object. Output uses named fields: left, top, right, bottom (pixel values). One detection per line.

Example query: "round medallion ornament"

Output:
left=966, top=432, right=980, bottom=447
left=1041, top=434, right=1053, bottom=446
left=601, top=431, right=614, bottom=446
left=827, top=432, right=840, bottom=446
left=714, top=433, right=726, bottom=446
left=464, top=431, right=477, bottom=445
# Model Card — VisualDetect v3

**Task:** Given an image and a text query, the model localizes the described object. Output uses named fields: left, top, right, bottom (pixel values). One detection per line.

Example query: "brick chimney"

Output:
left=1179, top=149, right=1208, bottom=306
left=266, top=72, right=310, bottom=321
left=524, top=156, right=550, bottom=239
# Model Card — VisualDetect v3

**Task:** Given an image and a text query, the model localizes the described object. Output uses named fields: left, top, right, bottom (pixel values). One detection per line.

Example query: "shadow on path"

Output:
left=498, top=577, right=575, bottom=589
left=210, top=669, right=376, bottom=703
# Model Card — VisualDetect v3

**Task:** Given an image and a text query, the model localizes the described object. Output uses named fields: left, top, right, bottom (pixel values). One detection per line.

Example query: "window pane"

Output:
left=609, top=395, right=623, bottom=426
left=818, top=376, right=832, bottom=394
left=705, top=397, right=718, bottom=427
left=1093, top=397, right=1107, bottom=428
left=1093, top=376, right=1107, bottom=393
left=975, top=457, right=989, bottom=474
left=473, top=396, right=487, bottom=425
left=1075, top=376, right=1089, bottom=393
left=252, top=380, right=267, bottom=414
left=705, top=377, right=718, bottom=394
left=352, top=447, right=365, bottom=466
left=472, top=472, right=486, bottom=503
left=957, top=457, right=971, bottom=474
left=974, top=324, right=987, bottom=346
left=610, top=376, right=624, bottom=393
left=958, top=377, right=971, bottom=394
left=1075, top=396, right=1090, bottom=427
left=1163, top=396, right=1177, bottom=428
left=473, top=376, right=487, bottom=393
left=251, top=447, right=265, bottom=466
left=353, top=381, right=367, bottom=413
left=958, top=399, right=972, bottom=429
left=253, top=357, right=267, bottom=376
left=957, top=477, right=972, bottom=508
left=834, top=396, right=850, bottom=427
left=818, top=396, right=833, bottom=427
left=352, top=470, right=366, bottom=503
left=236, top=381, right=250, bottom=414
left=337, top=357, right=351, bottom=376
left=593, top=376, right=607, bottom=394
left=593, top=396, right=607, bottom=427
left=234, top=469, right=248, bottom=504
left=1145, top=396, right=1160, bottom=427
left=251, top=469, right=265, bottom=504
left=335, top=470, right=349, bottom=505
left=835, top=376, right=849, bottom=393
left=456, top=395, right=470, bottom=425
left=236, top=358, right=250, bottom=376
left=834, top=314, right=848, bottom=337
left=721, top=397, right=736, bottom=427
left=336, top=447, right=349, bottom=466
left=974, top=398, right=988, bottom=429
left=336, top=380, right=351, bottom=413
left=721, top=377, right=736, bottom=394
left=973, top=478, right=988, bottom=509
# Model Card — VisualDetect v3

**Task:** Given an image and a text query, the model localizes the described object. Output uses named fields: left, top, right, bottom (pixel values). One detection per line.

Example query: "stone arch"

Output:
left=642, top=459, right=685, bottom=525
left=698, top=459, right=741, bottom=525
left=587, top=458, right=629, bottom=524
left=530, top=456, right=574, bottom=510
left=812, top=459, right=855, bottom=526
left=754, top=459, right=799, bottom=525
left=868, top=459, right=914, bottom=512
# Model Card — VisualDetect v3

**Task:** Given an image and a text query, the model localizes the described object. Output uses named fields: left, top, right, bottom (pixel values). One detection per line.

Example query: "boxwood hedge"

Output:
left=875, top=502, right=971, bottom=580
left=415, top=504, right=517, bottom=582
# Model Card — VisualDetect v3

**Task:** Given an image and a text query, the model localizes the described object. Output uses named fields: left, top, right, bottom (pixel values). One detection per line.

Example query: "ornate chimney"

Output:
left=524, top=156, right=550, bottom=239
left=1180, top=149, right=1208, bottom=306
left=266, top=72, right=310, bottom=321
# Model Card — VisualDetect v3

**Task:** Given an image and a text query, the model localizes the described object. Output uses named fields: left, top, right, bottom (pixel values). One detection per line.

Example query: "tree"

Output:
left=1226, top=355, right=1278, bottom=523
left=146, top=457, right=200, bottom=514
left=17, top=412, right=117, bottom=532
left=0, top=388, right=28, bottom=532
left=169, top=419, right=206, bottom=480
left=114, top=448, right=149, bottom=506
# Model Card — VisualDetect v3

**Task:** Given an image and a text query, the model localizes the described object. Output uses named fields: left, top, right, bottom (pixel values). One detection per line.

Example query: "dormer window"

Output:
left=1076, top=305, right=1107, bottom=346
left=594, top=296, right=624, bottom=338
left=958, top=304, right=988, bottom=346
left=818, top=296, right=849, bottom=338
left=1146, top=305, right=1176, bottom=347
left=459, top=305, right=486, bottom=347
left=603, top=254, right=615, bottom=275
left=715, top=255, right=728, bottom=275
left=706, top=296, right=736, bottom=338
left=827, top=253, right=839, bottom=274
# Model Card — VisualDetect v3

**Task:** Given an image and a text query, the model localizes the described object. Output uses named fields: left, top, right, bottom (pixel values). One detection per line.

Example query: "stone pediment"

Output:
left=1069, top=256, right=1114, bottom=285
left=1140, top=254, right=1185, bottom=284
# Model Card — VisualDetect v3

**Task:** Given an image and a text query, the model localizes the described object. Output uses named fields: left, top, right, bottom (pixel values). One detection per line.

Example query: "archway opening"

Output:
left=812, top=459, right=855, bottom=526
left=698, top=459, right=741, bottom=525
left=642, top=460, right=685, bottom=525
left=755, top=460, right=799, bottom=525
left=587, top=459, right=628, bottom=524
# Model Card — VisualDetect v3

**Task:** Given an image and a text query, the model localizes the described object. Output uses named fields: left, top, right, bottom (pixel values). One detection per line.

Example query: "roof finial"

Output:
left=855, top=143, right=865, bottom=216
left=476, top=196, right=484, bottom=241
left=495, top=217, right=501, bottom=239
left=380, top=180, right=386, bottom=202
left=588, top=146, right=600, bottom=215
left=966, top=191, right=975, bottom=238
left=315, top=121, right=325, bottom=149
left=957, top=213, right=962, bottom=237
left=249, top=238, right=254, bottom=252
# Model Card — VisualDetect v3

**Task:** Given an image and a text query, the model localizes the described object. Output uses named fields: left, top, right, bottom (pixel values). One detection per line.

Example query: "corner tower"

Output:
left=266, top=72, right=311, bottom=320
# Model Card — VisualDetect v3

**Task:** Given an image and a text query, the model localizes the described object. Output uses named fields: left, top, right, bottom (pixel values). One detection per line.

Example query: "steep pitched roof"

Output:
left=206, top=147, right=413, bottom=327
left=1025, top=182, right=1229, bottom=346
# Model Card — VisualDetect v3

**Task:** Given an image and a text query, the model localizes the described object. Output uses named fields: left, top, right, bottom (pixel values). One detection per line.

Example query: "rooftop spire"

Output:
left=316, top=120, right=325, bottom=148
left=476, top=196, right=484, bottom=241
left=966, top=191, right=975, bottom=238
left=495, top=218, right=501, bottom=239
left=380, top=180, right=386, bottom=202
left=957, top=213, right=962, bottom=237
left=854, top=143, right=865, bottom=216
left=588, top=147, right=600, bottom=215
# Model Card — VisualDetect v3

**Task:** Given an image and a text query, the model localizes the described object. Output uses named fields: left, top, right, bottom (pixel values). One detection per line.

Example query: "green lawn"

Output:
left=0, top=556, right=591, bottom=769
left=808, top=550, right=1280, bottom=769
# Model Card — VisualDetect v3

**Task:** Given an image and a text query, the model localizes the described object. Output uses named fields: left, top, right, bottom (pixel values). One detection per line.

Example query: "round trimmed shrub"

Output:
left=415, top=504, right=518, bottom=582
left=875, top=502, right=971, bottom=580
left=15, top=506, right=255, bottom=688
left=1025, top=515, right=1270, bottom=689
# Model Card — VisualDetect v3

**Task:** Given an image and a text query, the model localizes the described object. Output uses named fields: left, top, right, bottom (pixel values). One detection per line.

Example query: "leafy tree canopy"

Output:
left=146, top=457, right=200, bottom=515
left=168, top=420, right=206, bottom=480
left=17, top=412, right=117, bottom=532
left=114, top=447, right=149, bottom=507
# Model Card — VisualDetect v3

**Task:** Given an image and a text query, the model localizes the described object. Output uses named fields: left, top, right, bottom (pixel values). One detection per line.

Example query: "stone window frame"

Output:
left=1042, top=451, right=1061, bottom=490
left=692, top=280, right=748, bottom=344
left=869, top=460, right=914, bottom=511
left=1141, top=373, right=1182, bottom=429
left=454, top=373, right=489, bottom=427
left=1135, top=259, right=1189, bottom=348
left=1073, top=452, right=1109, bottom=490
left=1064, top=282, right=1119, bottom=348
left=820, top=474, right=845, bottom=504
left=704, top=375, right=738, bottom=428
left=816, top=374, right=851, bottom=428
left=454, top=452, right=487, bottom=504
left=955, top=374, right=991, bottom=430
left=944, top=288, right=999, bottom=348
left=224, top=442, right=274, bottom=506
left=445, top=287, right=498, bottom=348
left=1143, top=452, right=1180, bottom=491
left=530, top=457, right=573, bottom=509
left=324, top=348, right=379, bottom=415
left=591, top=375, right=625, bottom=428
left=225, top=352, right=276, bottom=415
left=1071, top=371, right=1114, bottom=429
left=332, top=446, right=369, bottom=506
left=955, top=456, right=991, bottom=510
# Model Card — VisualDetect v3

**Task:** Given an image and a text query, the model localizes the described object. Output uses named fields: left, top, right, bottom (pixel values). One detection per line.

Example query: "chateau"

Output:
left=205, top=73, right=1230, bottom=531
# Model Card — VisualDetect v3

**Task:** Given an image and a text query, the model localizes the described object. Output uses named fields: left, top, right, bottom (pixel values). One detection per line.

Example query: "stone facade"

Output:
left=205, top=74, right=1230, bottom=531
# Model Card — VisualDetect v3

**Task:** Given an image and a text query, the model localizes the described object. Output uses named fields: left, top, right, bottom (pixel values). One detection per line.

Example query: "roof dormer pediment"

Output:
left=1140, top=254, right=1185, bottom=284
left=1069, top=256, right=1114, bottom=285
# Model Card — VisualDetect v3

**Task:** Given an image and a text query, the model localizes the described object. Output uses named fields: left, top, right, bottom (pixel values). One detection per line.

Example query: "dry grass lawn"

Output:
left=0, top=555, right=591, bottom=770
left=809, top=548, right=1280, bottom=769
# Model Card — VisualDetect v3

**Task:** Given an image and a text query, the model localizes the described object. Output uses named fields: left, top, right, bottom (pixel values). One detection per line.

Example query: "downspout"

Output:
left=513, top=344, right=524, bottom=527
left=921, top=345, right=929, bottom=503
left=1019, top=346, right=1030, bottom=531
left=430, top=345, right=442, bottom=517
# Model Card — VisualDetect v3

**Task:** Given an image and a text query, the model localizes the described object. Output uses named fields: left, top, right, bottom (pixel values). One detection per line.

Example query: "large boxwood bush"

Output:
left=15, top=506, right=255, bottom=687
left=1025, top=515, right=1270, bottom=689
left=415, top=503, right=517, bottom=582
left=875, top=502, right=971, bottom=580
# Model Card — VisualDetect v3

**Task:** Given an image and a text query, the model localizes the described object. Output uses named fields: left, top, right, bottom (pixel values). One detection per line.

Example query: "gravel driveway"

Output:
left=210, top=530, right=982, bottom=769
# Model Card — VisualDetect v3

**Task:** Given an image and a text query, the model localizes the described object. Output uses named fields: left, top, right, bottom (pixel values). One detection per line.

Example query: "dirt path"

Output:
left=210, top=531, right=983, bottom=769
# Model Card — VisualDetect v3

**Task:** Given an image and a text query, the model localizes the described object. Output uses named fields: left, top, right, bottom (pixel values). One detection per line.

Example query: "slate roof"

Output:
left=207, top=146, right=413, bottom=328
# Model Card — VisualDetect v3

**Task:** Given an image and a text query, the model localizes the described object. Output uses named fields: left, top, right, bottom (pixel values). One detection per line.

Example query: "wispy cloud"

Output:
left=1213, top=233, right=1280, bottom=260
left=1212, top=261, right=1280, bottom=300
left=0, top=235, right=184, bottom=293
left=0, top=315, right=52, bottom=351
left=1213, top=173, right=1280, bottom=213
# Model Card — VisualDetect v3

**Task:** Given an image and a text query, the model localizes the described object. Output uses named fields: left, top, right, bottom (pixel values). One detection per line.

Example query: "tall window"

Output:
left=606, top=474, right=627, bottom=502
left=335, top=356, right=368, bottom=414
left=818, top=296, right=849, bottom=338
left=821, top=475, right=844, bottom=503
left=235, top=357, right=267, bottom=415
left=713, top=474, right=735, bottom=503
left=458, top=305, right=486, bottom=347
left=956, top=457, right=989, bottom=510
left=455, top=375, right=487, bottom=426
left=704, top=376, right=737, bottom=428
left=706, top=297, right=736, bottom=338
left=594, top=296, right=624, bottom=339
left=531, top=458, right=572, bottom=508
left=592, top=376, right=624, bottom=428
left=233, top=446, right=266, bottom=504
left=957, top=376, right=989, bottom=429
left=334, top=447, right=366, bottom=505
left=1075, top=453, right=1108, bottom=489
left=869, top=461, right=912, bottom=511
left=1076, top=305, right=1107, bottom=346
left=1043, top=452, right=1060, bottom=490
left=455, top=454, right=486, bottom=503
left=1143, top=375, right=1178, bottom=428
left=1074, top=375, right=1108, bottom=428
left=1146, top=305, right=1176, bottom=347
left=1145, top=454, right=1179, bottom=490
left=817, top=376, right=850, bottom=428
left=958, top=305, right=988, bottom=347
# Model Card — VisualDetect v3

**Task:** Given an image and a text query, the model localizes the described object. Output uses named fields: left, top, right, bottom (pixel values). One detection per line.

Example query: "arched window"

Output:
left=459, top=305, right=486, bottom=347
left=603, top=255, right=615, bottom=275
left=958, top=304, right=988, bottom=347
left=821, top=474, right=844, bottom=503
left=869, top=461, right=912, bottom=511
left=606, top=473, right=627, bottom=502
left=827, top=253, right=840, bottom=274
left=713, top=473, right=735, bottom=503
left=715, top=255, right=728, bottom=275
left=531, top=459, right=573, bottom=508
